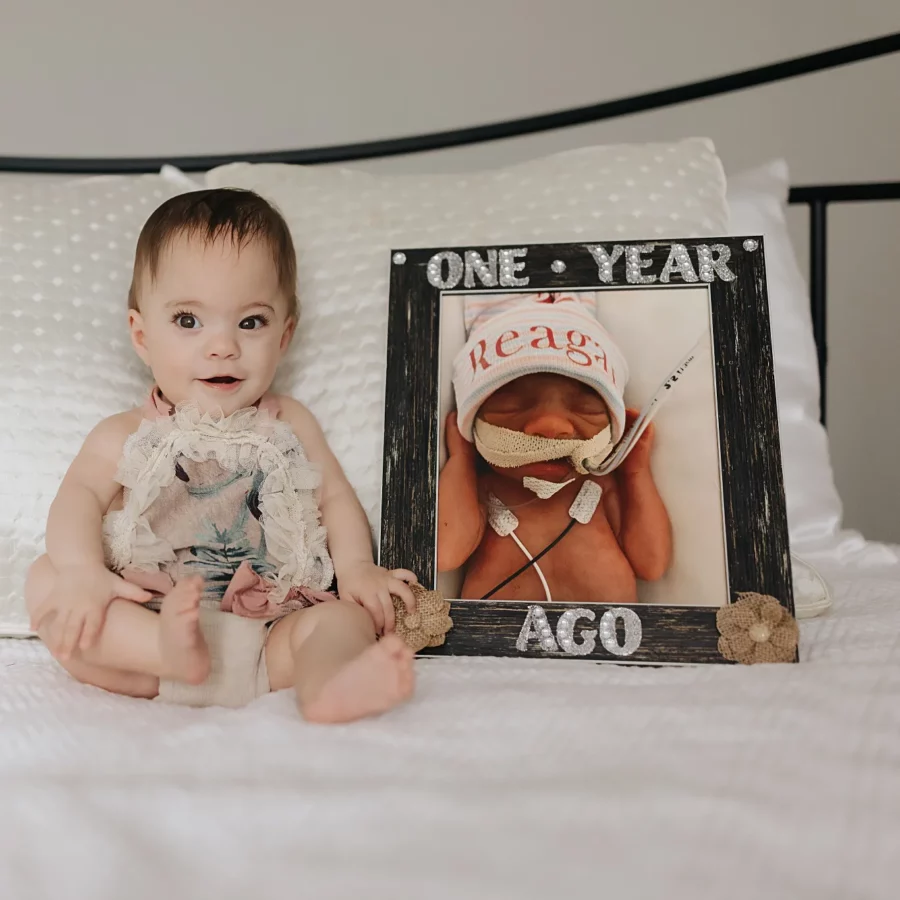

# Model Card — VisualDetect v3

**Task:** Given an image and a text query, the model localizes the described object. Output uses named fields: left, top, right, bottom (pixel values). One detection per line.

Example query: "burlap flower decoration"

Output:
left=391, top=582, right=454, bottom=653
left=717, top=592, right=799, bottom=664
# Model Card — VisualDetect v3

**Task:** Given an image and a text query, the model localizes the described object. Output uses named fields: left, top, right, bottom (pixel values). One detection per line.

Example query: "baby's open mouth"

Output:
left=200, top=376, right=243, bottom=390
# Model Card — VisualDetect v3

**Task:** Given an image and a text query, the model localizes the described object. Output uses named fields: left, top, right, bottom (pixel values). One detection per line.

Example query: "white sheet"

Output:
left=2, top=535, right=899, bottom=900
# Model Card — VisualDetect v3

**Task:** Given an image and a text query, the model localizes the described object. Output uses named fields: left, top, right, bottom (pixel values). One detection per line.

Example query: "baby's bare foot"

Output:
left=301, top=634, right=415, bottom=724
left=158, top=576, right=209, bottom=685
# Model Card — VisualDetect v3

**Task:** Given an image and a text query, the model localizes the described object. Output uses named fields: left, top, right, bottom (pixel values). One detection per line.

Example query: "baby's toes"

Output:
left=394, top=664, right=414, bottom=702
left=381, top=633, right=412, bottom=661
left=396, top=649, right=415, bottom=698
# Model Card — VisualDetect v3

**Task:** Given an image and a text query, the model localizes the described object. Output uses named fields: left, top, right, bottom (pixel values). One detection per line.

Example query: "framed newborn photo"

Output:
left=379, top=239, right=797, bottom=666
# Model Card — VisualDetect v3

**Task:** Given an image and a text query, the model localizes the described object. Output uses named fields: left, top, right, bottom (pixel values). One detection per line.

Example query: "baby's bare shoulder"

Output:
left=79, top=408, right=144, bottom=464
left=270, top=394, right=339, bottom=468
left=59, top=408, right=143, bottom=501
left=272, top=393, right=310, bottom=417
left=272, top=394, right=319, bottom=435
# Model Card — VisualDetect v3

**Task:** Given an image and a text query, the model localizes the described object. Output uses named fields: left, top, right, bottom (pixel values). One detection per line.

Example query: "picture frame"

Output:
left=379, top=238, right=796, bottom=666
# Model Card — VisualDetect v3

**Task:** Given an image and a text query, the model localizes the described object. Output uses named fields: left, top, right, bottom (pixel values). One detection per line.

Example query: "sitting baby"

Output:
left=26, top=188, right=417, bottom=723
left=438, top=292, right=672, bottom=604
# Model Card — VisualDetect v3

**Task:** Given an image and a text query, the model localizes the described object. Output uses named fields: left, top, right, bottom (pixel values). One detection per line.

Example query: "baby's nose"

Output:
left=206, top=331, right=240, bottom=358
left=523, top=410, right=576, bottom=440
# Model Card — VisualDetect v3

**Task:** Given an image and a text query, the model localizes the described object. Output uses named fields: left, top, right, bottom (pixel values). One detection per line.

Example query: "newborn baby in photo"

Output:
left=438, top=292, right=672, bottom=604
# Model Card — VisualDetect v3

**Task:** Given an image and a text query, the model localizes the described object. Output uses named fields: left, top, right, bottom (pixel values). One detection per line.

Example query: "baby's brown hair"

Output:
left=128, top=188, right=298, bottom=319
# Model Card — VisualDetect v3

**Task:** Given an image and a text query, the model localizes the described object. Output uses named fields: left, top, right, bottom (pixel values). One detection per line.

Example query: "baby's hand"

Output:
left=445, top=412, right=476, bottom=460
left=619, top=407, right=656, bottom=475
left=337, top=563, right=418, bottom=635
left=30, top=564, right=153, bottom=660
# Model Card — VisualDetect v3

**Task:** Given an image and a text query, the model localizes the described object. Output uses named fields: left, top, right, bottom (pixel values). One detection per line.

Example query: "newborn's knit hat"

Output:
left=452, top=292, right=629, bottom=443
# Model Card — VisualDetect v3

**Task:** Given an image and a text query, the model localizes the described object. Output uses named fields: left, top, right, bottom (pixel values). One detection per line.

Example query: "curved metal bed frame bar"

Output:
left=2, top=32, right=899, bottom=424
left=0, top=32, right=897, bottom=174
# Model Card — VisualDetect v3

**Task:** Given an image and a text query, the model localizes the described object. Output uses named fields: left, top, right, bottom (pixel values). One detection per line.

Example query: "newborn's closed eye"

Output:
left=566, top=389, right=610, bottom=417
left=485, top=401, right=528, bottom=415
left=480, top=392, right=530, bottom=416
left=574, top=402, right=609, bottom=417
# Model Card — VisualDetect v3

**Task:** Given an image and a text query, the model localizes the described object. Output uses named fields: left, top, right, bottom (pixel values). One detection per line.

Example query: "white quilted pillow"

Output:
left=204, top=140, right=732, bottom=608
left=726, top=161, right=843, bottom=549
left=0, top=139, right=729, bottom=633
left=0, top=174, right=195, bottom=634
left=205, top=139, right=728, bottom=523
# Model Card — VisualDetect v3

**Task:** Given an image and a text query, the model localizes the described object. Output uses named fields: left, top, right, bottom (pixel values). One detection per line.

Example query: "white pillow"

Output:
left=204, top=140, right=734, bottom=606
left=0, top=139, right=740, bottom=632
left=0, top=143, right=839, bottom=634
left=0, top=174, right=196, bottom=634
left=205, top=141, right=727, bottom=508
left=726, top=160, right=843, bottom=548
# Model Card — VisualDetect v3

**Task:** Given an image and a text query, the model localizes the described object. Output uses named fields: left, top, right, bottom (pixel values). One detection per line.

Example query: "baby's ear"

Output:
left=127, top=310, right=151, bottom=365
left=279, top=316, right=297, bottom=353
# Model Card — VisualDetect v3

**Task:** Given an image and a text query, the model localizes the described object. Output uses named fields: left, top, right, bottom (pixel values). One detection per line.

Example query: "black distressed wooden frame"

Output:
left=379, top=237, right=794, bottom=665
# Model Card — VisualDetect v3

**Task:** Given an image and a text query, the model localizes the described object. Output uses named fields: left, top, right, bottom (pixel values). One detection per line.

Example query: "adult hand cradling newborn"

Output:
left=617, top=408, right=656, bottom=475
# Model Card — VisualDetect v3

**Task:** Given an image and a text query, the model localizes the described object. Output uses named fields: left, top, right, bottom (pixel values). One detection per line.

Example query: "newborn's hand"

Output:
left=620, top=407, right=655, bottom=475
left=30, top=564, right=153, bottom=660
left=337, top=562, right=418, bottom=634
left=445, top=412, right=476, bottom=460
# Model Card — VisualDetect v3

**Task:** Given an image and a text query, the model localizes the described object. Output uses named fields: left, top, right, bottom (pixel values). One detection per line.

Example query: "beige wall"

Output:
left=3, top=0, right=900, bottom=540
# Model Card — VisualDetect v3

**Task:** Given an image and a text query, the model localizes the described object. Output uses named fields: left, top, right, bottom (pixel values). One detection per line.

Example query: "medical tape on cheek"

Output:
left=473, top=331, right=709, bottom=478
left=473, top=421, right=613, bottom=475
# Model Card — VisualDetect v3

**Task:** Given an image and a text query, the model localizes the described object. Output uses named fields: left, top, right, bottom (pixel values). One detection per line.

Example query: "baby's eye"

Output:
left=174, top=313, right=199, bottom=329
left=575, top=402, right=609, bottom=418
left=239, top=315, right=269, bottom=330
left=484, top=398, right=527, bottom=414
left=495, top=404, right=526, bottom=414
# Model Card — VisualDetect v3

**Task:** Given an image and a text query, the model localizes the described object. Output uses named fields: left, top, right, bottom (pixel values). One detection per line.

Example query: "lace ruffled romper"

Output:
left=100, top=388, right=336, bottom=706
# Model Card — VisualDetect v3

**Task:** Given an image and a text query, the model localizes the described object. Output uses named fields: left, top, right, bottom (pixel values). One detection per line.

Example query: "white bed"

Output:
left=1, top=534, right=898, bottom=899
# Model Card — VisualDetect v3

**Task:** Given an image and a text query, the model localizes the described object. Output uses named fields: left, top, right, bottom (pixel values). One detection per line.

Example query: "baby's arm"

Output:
left=437, top=412, right=486, bottom=572
left=45, top=413, right=133, bottom=569
left=279, top=397, right=416, bottom=633
left=606, top=418, right=672, bottom=581
left=32, top=411, right=154, bottom=654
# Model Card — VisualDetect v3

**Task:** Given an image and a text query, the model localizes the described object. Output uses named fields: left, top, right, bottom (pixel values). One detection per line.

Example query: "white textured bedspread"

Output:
left=2, top=536, right=899, bottom=900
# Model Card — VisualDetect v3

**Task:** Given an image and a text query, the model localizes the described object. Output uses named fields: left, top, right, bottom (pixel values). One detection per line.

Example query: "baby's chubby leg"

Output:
left=265, top=600, right=415, bottom=723
left=26, top=554, right=210, bottom=698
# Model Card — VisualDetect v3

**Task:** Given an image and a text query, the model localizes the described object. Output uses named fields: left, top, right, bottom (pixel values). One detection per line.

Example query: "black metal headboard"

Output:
left=2, top=32, right=899, bottom=426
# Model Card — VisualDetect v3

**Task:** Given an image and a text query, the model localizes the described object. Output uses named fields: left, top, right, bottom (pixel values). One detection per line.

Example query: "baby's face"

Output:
left=479, top=373, right=610, bottom=480
left=128, top=233, right=295, bottom=415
